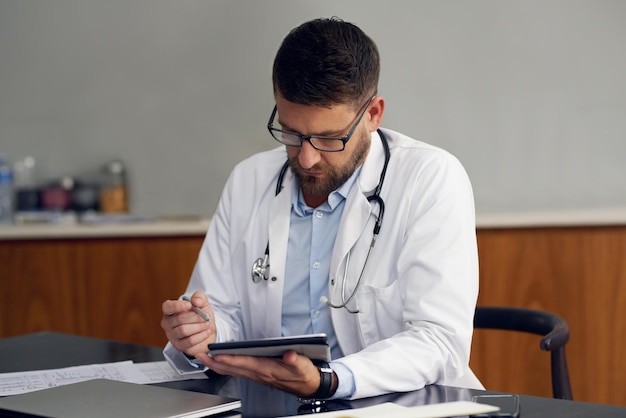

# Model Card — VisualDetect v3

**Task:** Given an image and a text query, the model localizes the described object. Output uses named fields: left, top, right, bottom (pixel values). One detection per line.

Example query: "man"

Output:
left=161, top=17, right=482, bottom=400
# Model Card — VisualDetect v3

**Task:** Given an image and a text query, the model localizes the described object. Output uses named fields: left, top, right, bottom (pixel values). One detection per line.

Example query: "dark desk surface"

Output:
left=1, top=332, right=625, bottom=417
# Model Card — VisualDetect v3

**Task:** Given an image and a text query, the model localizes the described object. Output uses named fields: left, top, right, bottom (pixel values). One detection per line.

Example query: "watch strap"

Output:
left=310, top=361, right=335, bottom=400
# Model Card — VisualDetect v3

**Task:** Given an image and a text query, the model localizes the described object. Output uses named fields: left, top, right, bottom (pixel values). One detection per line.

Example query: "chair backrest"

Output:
left=473, top=306, right=573, bottom=400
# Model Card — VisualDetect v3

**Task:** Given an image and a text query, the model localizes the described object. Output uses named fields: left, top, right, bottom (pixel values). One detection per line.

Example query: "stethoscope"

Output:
left=251, top=129, right=390, bottom=314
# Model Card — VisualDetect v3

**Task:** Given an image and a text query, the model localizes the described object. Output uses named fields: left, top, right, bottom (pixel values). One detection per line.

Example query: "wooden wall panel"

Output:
left=0, top=240, right=81, bottom=337
left=0, top=236, right=203, bottom=347
left=473, top=226, right=626, bottom=406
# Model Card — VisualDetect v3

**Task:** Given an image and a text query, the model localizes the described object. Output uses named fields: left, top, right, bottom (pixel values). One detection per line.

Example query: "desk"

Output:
left=1, top=333, right=625, bottom=417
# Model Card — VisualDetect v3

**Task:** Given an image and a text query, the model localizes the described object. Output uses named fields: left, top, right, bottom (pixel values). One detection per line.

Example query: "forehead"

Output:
left=275, top=95, right=355, bottom=134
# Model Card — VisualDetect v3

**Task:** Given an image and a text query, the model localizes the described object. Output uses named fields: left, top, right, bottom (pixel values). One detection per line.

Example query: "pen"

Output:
left=181, top=295, right=211, bottom=322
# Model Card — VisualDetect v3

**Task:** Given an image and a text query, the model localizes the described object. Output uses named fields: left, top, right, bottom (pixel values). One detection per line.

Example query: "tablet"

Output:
left=208, top=333, right=331, bottom=361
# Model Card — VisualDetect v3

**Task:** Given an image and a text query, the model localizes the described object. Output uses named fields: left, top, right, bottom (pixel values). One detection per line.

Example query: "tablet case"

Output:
left=208, top=333, right=331, bottom=361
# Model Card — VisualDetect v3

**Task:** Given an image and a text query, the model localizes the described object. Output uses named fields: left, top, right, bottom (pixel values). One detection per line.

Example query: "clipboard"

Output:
left=208, top=333, right=331, bottom=361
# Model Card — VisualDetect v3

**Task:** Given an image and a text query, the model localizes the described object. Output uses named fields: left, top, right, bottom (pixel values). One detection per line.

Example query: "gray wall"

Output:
left=1, top=0, right=625, bottom=217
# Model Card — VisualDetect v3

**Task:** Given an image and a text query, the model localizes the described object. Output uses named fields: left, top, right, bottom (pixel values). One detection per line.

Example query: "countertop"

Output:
left=475, top=207, right=626, bottom=228
left=2, top=208, right=626, bottom=240
left=0, top=216, right=210, bottom=240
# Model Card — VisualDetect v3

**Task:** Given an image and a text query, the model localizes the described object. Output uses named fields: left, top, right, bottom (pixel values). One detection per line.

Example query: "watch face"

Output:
left=296, top=397, right=327, bottom=406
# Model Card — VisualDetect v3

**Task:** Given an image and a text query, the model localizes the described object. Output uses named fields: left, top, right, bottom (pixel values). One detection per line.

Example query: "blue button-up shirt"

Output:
left=281, top=167, right=361, bottom=398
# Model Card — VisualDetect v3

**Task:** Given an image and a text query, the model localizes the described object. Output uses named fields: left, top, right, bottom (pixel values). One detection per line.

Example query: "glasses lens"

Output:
left=309, top=137, right=345, bottom=152
left=271, top=129, right=301, bottom=146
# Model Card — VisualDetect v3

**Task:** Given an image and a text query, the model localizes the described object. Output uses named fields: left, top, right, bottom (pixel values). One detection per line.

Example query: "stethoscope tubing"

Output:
left=251, top=129, right=391, bottom=313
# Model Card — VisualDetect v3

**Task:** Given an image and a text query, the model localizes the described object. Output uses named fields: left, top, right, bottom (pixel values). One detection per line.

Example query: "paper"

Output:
left=278, top=401, right=499, bottom=418
left=0, top=361, right=207, bottom=396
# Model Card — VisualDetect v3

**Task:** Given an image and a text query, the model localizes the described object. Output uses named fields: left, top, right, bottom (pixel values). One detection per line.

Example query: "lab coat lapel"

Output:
left=330, top=132, right=386, bottom=354
left=331, top=131, right=385, bottom=277
left=263, top=170, right=293, bottom=336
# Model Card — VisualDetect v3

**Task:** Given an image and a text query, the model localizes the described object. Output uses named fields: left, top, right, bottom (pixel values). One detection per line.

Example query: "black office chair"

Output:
left=473, top=306, right=573, bottom=400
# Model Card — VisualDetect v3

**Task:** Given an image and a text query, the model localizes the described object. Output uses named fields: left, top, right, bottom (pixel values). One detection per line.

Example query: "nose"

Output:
left=297, top=140, right=322, bottom=170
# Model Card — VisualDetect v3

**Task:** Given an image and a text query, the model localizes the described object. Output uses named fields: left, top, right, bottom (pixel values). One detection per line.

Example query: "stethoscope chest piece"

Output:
left=251, top=253, right=270, bottom=283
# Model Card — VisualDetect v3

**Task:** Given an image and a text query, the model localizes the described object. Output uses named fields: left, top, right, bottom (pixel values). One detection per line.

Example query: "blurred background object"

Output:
left=99, top=160, right=128, bottom=213
left=0, top=154, right=13, bottom=224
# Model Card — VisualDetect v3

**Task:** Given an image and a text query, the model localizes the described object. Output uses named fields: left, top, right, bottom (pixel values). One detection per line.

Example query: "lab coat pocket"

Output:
left=356, top=279, right=403, bottom=346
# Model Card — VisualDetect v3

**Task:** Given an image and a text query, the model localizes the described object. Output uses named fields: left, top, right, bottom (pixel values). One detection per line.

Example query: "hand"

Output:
left=160, top=290, right=216, bottom=357
left=195, top=350, right=324, bottom=398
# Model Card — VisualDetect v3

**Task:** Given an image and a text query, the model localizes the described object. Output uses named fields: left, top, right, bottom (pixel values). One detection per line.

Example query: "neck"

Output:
left=303, top=192, right=328, bottom=208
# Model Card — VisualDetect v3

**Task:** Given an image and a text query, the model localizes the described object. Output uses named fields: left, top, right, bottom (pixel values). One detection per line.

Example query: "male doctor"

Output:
left=161, top=17, right=482, bottom=401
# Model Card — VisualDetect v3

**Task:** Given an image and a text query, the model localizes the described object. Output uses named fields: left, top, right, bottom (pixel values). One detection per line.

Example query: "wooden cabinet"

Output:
left=1, top=224, right=625, bottom=406
left=0, top=235, right=203, bottom=348
left=472, top=226, right=626, bottom=406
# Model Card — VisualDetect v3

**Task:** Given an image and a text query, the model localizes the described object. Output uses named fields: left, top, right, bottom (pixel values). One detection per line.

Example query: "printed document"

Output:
left=0, top=360, right=207, bottom=396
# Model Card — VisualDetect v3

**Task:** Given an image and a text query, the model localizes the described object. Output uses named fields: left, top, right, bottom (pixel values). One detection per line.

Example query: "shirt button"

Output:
left=315, top=211, right=323, bottom=219
left=313, top=310, right=321, bottom=318
left=313, top=261, right=320, bottom=269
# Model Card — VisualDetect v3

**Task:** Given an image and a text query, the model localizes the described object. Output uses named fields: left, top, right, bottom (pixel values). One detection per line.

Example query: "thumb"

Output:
left=190, top=291, right=215, bottom=323
left=190, top=290, right=209, bottom=308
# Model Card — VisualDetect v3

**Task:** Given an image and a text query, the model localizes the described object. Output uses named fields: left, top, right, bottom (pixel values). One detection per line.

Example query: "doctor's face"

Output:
left=275, top=95, right=382, bottom=201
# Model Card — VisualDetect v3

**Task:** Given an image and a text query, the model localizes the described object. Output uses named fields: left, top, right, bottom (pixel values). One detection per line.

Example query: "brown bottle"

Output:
left=99, top=160, right=128, bottom=213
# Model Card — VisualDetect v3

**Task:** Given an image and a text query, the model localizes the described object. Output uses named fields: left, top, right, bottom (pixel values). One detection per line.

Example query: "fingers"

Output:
left=196, top=353, right=259, bottom=381
left=161, top=291, right=212, bottom=318
left=161, top=298, right=191, bottom=317
left=195, top=351, right=320, bottom=397
left=184, top=291, right=216, bottom=324
left=162, top=318, right=213, bottom=356
left=281, top=349, right=299, bottom=365
left=160, top=293, right=216, bottom=356
left=160, top=300, right=203, bottom=334
left=190, top=290, right=210, bottom=310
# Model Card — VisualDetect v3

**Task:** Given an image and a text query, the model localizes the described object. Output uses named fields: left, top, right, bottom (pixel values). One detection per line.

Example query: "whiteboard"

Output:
left=1, top=0, right=625, bottom=216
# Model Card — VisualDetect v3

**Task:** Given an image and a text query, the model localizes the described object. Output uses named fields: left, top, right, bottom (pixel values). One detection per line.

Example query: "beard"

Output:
left=288, top=128, right=371, bottom=197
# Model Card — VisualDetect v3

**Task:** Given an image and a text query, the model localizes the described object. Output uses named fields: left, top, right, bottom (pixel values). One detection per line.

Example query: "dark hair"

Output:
left=272, top=17, right=380, bottom=109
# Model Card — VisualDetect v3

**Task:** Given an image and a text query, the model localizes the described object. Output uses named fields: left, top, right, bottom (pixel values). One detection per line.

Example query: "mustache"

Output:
left=288, top=158, right=324, bottom=177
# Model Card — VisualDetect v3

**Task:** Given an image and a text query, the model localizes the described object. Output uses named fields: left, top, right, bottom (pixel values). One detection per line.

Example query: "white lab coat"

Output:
left=165, top=128, right=483, bottom=399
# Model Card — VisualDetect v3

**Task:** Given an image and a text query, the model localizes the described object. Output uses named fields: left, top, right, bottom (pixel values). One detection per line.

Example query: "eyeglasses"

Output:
left=267, top=96, right=374, bottom=152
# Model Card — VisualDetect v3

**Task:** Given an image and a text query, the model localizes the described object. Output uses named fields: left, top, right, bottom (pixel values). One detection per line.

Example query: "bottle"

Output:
left=41, top=176, right=74, bottom=213
left=0, top=154, right=14, bottom=224
left=99, top=160, right=128, bottom=213
left=13, top=156, right=41, bottom=212
left=72, top=180, right=99, bottom=213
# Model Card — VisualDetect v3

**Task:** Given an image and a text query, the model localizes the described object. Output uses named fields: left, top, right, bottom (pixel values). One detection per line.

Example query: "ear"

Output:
left=365, top=96, right=385, bottom=132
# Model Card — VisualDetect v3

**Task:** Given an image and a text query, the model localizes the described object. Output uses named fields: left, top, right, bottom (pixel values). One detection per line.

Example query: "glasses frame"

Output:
left=267, top=96, right=375, bottom=152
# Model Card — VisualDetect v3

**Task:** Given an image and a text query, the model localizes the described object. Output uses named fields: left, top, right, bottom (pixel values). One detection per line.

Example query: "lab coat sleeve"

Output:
left=335, top=150, right=481, bottom=399
left=187, top=169, right=246, bottom=344
left=161, top=170, right=245, bottom=374
left=162, top=341, right=208, bottom=375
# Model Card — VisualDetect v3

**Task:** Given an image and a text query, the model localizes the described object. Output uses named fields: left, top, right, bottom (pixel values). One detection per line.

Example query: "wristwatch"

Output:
left=297, top=361, right=336, bottom=403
